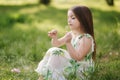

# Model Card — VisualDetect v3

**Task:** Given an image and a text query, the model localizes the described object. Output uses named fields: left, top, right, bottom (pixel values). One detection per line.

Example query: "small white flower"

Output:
left=116, top=52, right=119, bottom=55
left=109, top=52, right=112, bottom=55
left=11, top=68, right=21, bottom=73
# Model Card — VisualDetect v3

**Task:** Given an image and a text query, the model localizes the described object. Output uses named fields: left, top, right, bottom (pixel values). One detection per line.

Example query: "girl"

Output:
left=35, top=6, right=96, bottom=80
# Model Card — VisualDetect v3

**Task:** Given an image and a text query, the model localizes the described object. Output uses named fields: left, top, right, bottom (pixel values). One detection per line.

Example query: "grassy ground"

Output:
left=0, top=0, right=120, bottom=80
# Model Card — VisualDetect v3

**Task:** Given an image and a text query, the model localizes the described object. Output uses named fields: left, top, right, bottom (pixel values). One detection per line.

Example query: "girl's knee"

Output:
left=46, top=47, right=59, bottom=55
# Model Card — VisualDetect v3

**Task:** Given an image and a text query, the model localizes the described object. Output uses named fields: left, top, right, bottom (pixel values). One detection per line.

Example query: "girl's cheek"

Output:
left=72, top=20, right=74, bottom=22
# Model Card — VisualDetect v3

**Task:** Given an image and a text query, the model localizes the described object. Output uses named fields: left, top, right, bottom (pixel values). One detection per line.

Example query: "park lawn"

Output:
left=0, top=0, right=120, bottom=80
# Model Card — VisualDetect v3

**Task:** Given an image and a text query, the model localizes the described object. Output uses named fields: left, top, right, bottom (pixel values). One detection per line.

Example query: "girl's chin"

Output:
left=69, top=26, right=74, bottom=29
left=70, top=28, right=79, bottom=32
left=70, top=27, right=75, bottom=30
left=70, top=26, right=79, bottom=30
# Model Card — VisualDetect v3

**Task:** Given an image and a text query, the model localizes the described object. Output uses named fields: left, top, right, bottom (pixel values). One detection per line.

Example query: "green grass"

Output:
left=0, top=0, right=120, bottom=80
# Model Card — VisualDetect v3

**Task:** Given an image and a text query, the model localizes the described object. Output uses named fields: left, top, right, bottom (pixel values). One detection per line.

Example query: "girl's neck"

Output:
left=72, top=30, right=85, bottom=38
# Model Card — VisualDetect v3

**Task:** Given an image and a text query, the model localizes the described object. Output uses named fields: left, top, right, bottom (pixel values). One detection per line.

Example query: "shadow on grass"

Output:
left=0, top=4, right=120, bottom=28
left=0, top=3, right=40, bottom=28
left=91, top=8, right=120, bottom=24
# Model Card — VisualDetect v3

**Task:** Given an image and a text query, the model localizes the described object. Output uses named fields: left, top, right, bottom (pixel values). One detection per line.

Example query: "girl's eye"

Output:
left=72, top=17, right=75, bottom=19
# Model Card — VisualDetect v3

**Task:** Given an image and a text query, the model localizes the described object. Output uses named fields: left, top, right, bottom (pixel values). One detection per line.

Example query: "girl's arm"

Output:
left=65, top=35, right=92, bottom=61
left=48, top=29, right=67, bottom=47
left=51, top=36, right=66, bottom=47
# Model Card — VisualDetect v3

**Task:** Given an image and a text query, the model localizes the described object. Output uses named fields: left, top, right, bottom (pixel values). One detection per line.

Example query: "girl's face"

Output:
left=67, top=10, right=81, bottom=31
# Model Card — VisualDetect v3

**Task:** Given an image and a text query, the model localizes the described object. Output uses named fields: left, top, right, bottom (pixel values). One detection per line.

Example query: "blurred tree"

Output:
left=106, top=0, right=114, bottom=6
left=39, top=0, right=51, bottom=5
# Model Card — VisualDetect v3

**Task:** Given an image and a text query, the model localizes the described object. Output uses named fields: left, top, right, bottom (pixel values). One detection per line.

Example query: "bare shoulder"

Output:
left=78, top=34, right=92, bottom=45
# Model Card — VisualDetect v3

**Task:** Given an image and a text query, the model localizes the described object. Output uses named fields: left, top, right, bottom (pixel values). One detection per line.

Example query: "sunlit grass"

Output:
left=0, top=0, right=120, bottom=80
left=52, top=0, right=120, bottom=12
left=0, top=0, right=38, bottom=5
left=19, top=5, right=47, bottom=14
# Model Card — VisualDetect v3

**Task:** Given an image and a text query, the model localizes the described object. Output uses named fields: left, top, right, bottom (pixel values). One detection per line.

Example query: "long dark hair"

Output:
left=69, top=6, right=96, bottom=60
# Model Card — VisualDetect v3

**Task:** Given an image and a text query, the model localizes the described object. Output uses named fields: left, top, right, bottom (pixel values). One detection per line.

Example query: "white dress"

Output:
left=35, top=34, right=94, bottom=80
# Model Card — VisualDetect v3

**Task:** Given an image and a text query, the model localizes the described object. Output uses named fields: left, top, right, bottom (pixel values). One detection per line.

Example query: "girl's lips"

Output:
left=68, top=24, right=72, bottom=26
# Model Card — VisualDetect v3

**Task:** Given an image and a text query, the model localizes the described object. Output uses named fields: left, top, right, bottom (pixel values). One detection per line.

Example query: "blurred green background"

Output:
left=0, top=0, right=120, bottom=80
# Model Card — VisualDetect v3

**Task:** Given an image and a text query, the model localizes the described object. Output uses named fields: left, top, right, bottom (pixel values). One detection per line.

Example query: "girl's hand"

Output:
left=48, top=29, right=58, bottom=39
left=64, top=32, right=72, bottom=43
